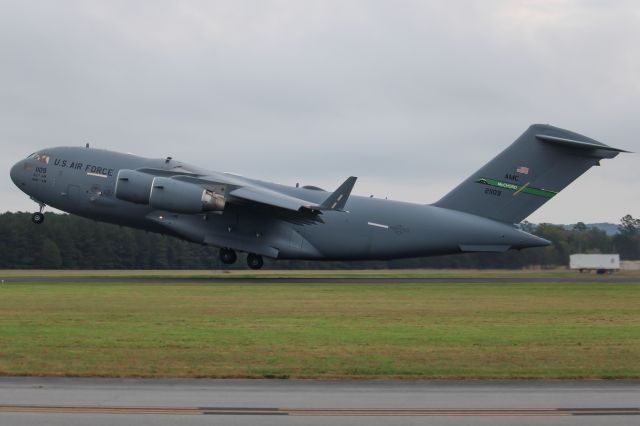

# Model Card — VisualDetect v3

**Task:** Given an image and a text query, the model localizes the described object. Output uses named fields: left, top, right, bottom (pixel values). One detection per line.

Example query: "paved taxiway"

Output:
left=1, top=378, right=638, bottom=426
left=2, top=275, right=637, bottom=284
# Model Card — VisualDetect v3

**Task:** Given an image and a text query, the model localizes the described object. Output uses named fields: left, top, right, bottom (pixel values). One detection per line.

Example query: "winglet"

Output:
left=320, top=176, right=357, bottom=211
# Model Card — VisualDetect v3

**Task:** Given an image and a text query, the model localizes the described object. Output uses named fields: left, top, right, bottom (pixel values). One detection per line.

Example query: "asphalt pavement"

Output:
left=1, top=378, right=639, bottom=426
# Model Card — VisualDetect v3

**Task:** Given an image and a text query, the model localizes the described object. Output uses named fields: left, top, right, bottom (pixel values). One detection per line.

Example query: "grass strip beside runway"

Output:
left=0, top=274, right=639, bottom=379
left=4, top=268, right=638, bottom=279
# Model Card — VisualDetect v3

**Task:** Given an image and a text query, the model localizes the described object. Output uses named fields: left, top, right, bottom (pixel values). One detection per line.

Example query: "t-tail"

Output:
left=434, top=124, right=628, bottom=224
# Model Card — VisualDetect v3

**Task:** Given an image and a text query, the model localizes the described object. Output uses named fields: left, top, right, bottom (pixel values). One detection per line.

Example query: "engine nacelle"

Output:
left=115, top=169, right=155, bottom=204
left=149, top=177, right=225, bottom=213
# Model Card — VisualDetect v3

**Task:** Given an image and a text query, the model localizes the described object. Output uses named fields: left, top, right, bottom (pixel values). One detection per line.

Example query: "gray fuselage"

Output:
left=10, top=146, right=549, bottom=261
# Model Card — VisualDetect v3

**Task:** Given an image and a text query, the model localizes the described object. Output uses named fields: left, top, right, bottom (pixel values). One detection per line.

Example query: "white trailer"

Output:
left=570, top=254, right=620, bottom=274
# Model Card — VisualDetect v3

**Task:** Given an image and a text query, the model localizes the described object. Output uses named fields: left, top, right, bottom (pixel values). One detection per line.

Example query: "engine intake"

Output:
left=149, top=177, right=225, bottom=213
left=115, top=169, right=154, bottom=204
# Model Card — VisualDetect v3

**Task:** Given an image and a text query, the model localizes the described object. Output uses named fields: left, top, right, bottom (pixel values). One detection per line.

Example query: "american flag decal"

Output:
left=516, top=166, right=529, bottom=175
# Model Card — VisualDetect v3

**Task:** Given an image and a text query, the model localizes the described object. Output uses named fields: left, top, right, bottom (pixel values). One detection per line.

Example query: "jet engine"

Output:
left=115, top=169, right=155, bottom=204
left=149, top=176, right=225, bottom=213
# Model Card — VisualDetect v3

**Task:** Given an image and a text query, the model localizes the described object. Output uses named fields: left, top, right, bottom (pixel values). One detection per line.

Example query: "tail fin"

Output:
left=433, top=124, right=627, bottom=224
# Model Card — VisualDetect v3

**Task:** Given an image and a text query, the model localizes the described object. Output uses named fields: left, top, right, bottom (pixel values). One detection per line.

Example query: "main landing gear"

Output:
left=219, top=248, right=237, bottom=265
left=219, top=248, right=264, bottom=269
left=247, top=253, right=264, bottom=270
left=31, top=202, right=46, bottom=224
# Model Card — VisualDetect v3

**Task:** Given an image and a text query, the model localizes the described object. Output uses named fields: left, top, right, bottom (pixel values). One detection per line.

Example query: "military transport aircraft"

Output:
left=9, top=124, right=626, bottom=269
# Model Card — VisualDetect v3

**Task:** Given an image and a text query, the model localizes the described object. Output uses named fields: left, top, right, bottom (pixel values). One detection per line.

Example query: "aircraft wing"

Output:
left=168, top=173, right=357, bottom=214
left=229, top=186, right=322, bottom=212
left=229, top=176, right=357, bottom=213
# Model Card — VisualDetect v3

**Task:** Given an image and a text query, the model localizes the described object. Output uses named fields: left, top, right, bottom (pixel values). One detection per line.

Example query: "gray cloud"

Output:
left=1, top=0, right=638, bottom=223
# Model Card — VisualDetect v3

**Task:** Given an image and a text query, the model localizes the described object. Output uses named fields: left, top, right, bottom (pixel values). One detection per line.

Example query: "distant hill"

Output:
left=560, top=223, right=619, bottom=235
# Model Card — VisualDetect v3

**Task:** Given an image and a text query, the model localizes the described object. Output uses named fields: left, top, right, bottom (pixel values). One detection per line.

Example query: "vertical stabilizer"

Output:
left=433, top=124, right=627, bottom=223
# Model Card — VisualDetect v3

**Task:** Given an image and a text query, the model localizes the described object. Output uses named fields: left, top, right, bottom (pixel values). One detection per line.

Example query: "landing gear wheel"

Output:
left=219, top=248, right=237, bottom=265
left=247, top=253, right=264, bottom=270
left=31, top=212, right=45, bottom=224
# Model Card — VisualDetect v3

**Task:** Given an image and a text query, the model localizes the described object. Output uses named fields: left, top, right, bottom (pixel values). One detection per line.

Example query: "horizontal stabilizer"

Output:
left=536, top=134, right=630, bottom=154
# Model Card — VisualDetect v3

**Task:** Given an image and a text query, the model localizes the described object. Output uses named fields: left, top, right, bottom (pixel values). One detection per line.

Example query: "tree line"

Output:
left=0, top=212, right=637, bottom=269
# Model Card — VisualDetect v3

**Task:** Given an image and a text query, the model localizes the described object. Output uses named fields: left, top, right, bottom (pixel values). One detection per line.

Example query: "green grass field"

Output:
left=3, top=268, right=640, bottom=278
left=1, top=270, right=639, bottom=379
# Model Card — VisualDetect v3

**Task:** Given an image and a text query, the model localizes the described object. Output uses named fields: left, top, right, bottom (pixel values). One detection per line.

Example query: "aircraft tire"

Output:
left=219, top=248, right=237, bottom=265
left=247, top=253, right=264, bottom=270
left=31, top=212, right=45, bottom=224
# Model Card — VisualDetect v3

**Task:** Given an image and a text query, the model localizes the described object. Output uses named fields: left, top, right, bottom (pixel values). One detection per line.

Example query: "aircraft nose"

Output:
left=9, top=161, right=20, bottom=186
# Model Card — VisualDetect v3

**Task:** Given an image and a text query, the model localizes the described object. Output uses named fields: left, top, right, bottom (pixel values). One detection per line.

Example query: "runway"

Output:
left=2, top=275, right=638, bottom=284
left=1, top=378, right=638, bottom=425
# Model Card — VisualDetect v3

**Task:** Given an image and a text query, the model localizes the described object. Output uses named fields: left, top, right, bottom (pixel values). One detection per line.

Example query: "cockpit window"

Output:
left=34, top=153, right=50, bottom=164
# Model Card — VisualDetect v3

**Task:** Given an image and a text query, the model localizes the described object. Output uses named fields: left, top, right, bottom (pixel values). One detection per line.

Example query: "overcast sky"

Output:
left=1, top=0, right=637, bottom=223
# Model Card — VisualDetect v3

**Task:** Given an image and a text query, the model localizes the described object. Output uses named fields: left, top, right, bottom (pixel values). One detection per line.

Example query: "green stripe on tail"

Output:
left=476, top=177, right=557, bottom=199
